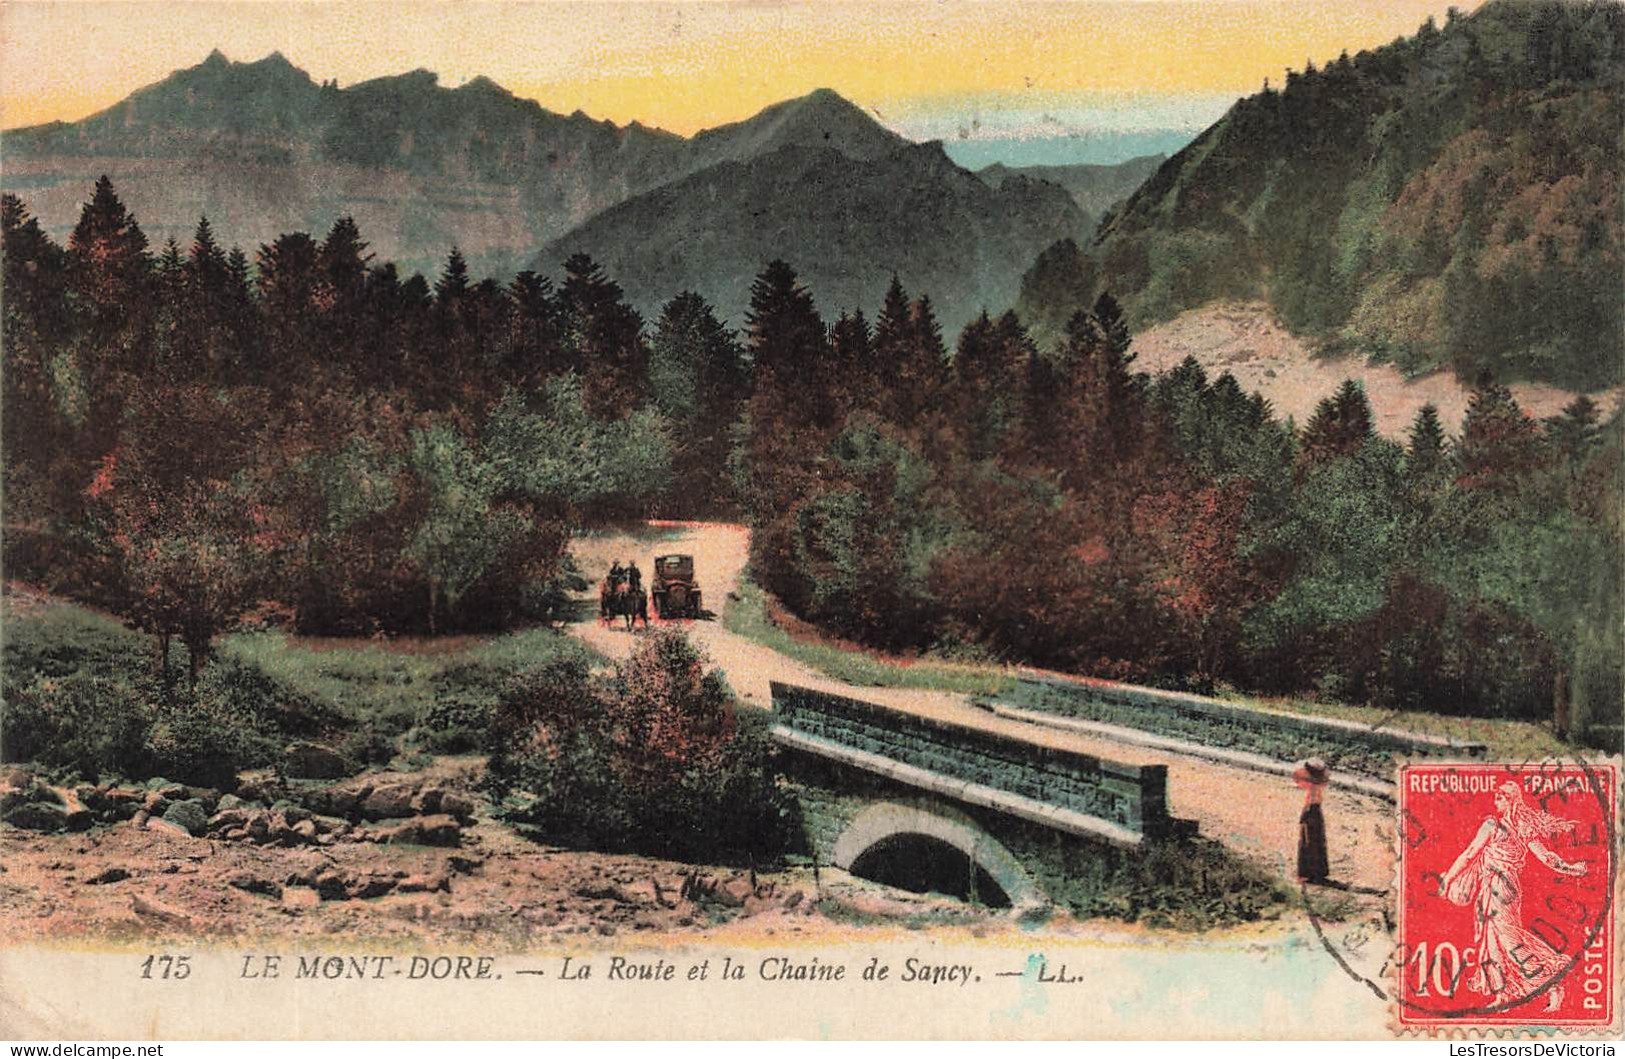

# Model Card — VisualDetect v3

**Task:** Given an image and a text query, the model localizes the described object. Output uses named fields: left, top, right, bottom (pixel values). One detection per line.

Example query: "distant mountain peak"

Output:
left=250, top=50, right=296, bottom=70
left=689, top=85, right=904, bottom=164
left=457, top=74, right=510, bottom=97
left=202, top=48, right=230, bottom=67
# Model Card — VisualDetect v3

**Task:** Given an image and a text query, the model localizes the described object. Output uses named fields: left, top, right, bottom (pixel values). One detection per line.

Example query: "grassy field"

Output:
left=722, top=580, right=1017, bottom=697
left=219, top=624, right=600, bottom=735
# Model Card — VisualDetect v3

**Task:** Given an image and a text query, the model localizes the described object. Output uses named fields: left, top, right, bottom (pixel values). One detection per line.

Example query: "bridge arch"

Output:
left=830, top=801, right=1046, bottom=910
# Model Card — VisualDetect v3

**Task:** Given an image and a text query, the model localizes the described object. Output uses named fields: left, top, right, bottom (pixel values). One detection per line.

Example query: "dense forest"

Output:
left=1020, top=0, right=1624, bottom=390
left=4, top=176, right=1620, bottom=751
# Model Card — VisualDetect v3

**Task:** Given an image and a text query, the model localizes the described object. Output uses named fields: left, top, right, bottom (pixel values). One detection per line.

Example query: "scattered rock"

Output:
left=222, top=826, right=248, bottom=841
left=85, top=867, right=131, bottom=886
left=361, top=783, right=418, bottom=821
left=397, top=871, right=450, bottom=894
left=246, top=813, right=271, bottom=844
left=234, top=778, right=281, bottom=803
left=227, top=872, right=282, bottom=899
left=102, top=788, right=146, bottom=821
left=284, top=742, right=350, bottom=780
left=448, top=854, right=484, bottom=875
left=142, top=791, right=170, bottom=816
left=130, top=809, right=150, bottom=829
left=74, top=785, right=110, bottom=812
left=208, top=808, right=249, bottom=832
left=144, top=816, right=193, bottom=839
left=161, top=799, right=209, bottom=836
left=783, top=891, right=805, bottom=909
left=439, top=791, right=477, bottom=822
left=314, top=870, right=396, bottom=901
left=575, top=883, right=632, bottom=904
left=291, top=820, right=318, bottom=841
left=411, top=787, right=444, bottom=815
left=4, top=801, right=67, bottom=832
left=380, top=813, right=461, bottom=847
left=0, top=766, right=32, bottom=789
left=131, top=895, right=191, bottom=926
left=277, top=803, right=312, bottom=825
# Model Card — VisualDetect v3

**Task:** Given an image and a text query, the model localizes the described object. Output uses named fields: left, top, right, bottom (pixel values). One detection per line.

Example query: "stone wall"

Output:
left=769, top=682, right=1182, bottom=841
left=995, top=676, right=1486, bottom=780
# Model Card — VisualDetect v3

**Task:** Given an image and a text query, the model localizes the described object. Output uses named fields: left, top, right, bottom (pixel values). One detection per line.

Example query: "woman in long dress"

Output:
left=1438, top=781, right=1589, bottom=1011
left=1294, top=758, right=1330, bottom=884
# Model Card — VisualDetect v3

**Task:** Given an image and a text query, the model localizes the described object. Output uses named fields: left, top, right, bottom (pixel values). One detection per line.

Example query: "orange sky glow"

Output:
left=3, top=1, right=1466, bottom=135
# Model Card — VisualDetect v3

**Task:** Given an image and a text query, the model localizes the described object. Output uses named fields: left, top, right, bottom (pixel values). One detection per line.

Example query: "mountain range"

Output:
left=4, top=53, right=1140, bottom=331
left=1018, top=0, right=1623, bottom=390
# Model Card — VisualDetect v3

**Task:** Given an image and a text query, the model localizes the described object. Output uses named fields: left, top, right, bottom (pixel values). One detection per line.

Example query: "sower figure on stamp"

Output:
left=1294, top=758, right=1330, bottom=885
left=1439, top=781, right=1588, bottom=1011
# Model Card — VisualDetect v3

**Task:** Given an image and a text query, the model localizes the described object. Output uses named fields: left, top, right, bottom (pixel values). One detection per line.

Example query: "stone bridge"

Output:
left=768, top=682, right=1195, bottom=910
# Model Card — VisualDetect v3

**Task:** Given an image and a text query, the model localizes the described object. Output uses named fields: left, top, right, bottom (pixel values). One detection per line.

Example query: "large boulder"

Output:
left=360, top=783, right=418, bottom=821
left=4, top=800, right=68, bottom=832
left=284, top=742, right=350, bottom=781
left=380, top=813, right=461, bottom=847
left=161, top=799, right=209, bottom=836
left=439, top=791, right=478, bottom=823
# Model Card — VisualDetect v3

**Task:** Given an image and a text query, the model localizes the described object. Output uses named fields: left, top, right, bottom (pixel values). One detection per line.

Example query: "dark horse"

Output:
left=599, top=579, right=649, bottom=632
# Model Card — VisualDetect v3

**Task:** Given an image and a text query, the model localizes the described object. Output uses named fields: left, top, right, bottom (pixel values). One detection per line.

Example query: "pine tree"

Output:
left=559, top=252, right=647, bottom=418
left=1300, top=379, right=1374, bottom=464
left=256, top=231, right=321, bottom=369
left=870, top=275, right=911, bottom=395
left=894, top=293, right=948, bottom=428
left=1546, top=394, right=1601, bottom=482
left=744, top=260, right=827, bottom=524
left=68, top=176, right=153, bottom=377
left=1407, top=403, right=1448, bottom=476
left=434, top=246, right=470, bottom=306
left=652, top=291, right=748, bottom=512
left=506, top=270, right=561, bottom=386
left=828, top=308, right=873, bottom=415
left=1458, top=374, right=1546, bottom=491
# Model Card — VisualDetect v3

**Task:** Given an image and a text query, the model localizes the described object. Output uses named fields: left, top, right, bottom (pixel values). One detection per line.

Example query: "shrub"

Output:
left=339, top=724, right=397, bottom=769
left=418, top=662, right=505, bottom=753
left=196, top=651, right=340, bottom=736
left=2, top=673, right=151, bottom=778
left=490, top=630, right=794, bottom=865
left=146, top=693, right=264, bottom=790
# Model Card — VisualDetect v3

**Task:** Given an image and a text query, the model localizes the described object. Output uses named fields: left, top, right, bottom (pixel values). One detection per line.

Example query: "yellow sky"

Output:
left=2, top=1, right=1465, bottom=135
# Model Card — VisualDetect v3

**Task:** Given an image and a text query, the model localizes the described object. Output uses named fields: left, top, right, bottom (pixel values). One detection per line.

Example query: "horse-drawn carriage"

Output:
left=651, top=554, right=702, bottom=619
left=599, top=562, right=647, bottom=630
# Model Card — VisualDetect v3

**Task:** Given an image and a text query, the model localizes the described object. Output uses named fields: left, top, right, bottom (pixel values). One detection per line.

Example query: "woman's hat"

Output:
left=1293, top=758, right=1330, bottom=786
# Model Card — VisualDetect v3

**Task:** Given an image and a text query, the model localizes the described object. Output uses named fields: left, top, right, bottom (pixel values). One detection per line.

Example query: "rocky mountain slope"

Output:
left=541, top=135, right=1088, bottom=333
left=1018, top=0, right=1624, bottom=389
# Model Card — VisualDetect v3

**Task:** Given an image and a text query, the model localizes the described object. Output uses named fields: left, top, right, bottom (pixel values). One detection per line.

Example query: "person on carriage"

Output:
left=626, top=560, right=642, bottom=593
left=607, top=560, right=626, bottom=589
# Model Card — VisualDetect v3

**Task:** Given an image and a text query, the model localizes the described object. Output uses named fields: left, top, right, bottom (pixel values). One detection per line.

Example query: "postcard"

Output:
left=1, top=0, right=1620, bottom=1041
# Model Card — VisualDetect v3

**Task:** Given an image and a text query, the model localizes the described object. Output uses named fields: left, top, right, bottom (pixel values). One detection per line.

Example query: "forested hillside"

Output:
left=6, top=174, right=1619, bottom=750
left=541, top=138, right=1086, bottom=335
left=2, top=181, right=735, bottom=657
left=1019, top=0, right=1623, bottom=389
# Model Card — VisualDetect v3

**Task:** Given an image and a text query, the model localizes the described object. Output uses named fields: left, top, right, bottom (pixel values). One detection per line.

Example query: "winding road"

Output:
left=569, top=521, right=1395, bottom=892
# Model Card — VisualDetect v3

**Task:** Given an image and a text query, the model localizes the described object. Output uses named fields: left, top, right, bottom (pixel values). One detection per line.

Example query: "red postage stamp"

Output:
left=1397, top=761, right=1618, bottom=1031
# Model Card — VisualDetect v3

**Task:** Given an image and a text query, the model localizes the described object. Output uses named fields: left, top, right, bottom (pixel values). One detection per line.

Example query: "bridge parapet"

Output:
left=769, top=682, right=1191, bottom=847
left=992, top=675, right=1486, bottom=787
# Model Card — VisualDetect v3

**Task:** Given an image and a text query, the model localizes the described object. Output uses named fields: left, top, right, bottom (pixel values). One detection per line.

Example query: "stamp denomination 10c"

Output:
left=1397, top=761, right=1617, bottom=1031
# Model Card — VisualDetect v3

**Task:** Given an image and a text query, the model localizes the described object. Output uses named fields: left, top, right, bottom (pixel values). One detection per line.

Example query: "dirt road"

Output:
left=569, top=522, right=1395, bottom=893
